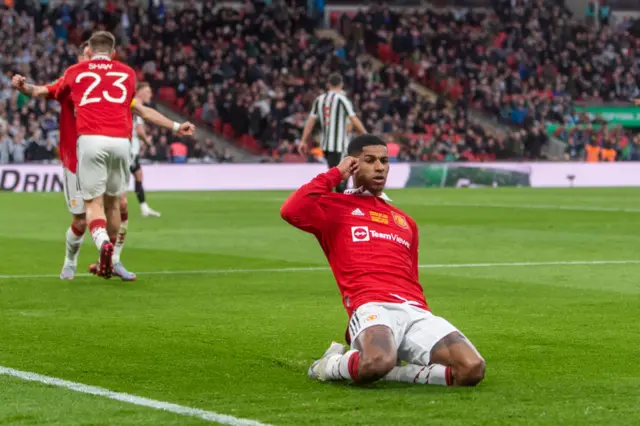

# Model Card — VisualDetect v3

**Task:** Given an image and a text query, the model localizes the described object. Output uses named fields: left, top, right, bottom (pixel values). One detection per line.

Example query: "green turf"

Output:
left=1, top=188, right=640, bottom=425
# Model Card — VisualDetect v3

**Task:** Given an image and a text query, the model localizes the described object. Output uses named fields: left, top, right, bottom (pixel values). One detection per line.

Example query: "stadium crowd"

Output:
left=0, top=0, right=638, bottom=164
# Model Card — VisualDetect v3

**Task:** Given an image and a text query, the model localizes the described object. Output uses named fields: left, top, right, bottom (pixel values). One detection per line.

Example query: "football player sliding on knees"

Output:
left=56, top=31, right=195, bottom=278
left=281, top=134, right=485, bottom=386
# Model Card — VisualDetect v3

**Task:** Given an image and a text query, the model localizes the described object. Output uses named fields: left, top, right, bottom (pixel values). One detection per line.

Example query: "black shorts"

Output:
left=129, top=155, right=141, bottom=174
left=324, top=151, right=343, bottom=169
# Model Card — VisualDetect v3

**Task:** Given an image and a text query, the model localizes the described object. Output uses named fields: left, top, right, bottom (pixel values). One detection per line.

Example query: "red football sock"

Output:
left=89, top=218, right=110, bottom=251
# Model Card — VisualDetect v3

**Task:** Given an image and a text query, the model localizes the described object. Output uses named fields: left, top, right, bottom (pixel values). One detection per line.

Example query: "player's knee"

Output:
left=359, top=351, right=396, bottom=381
left=119, top=196, right=128, bottom=213
left=455, top=357, right=485, bottom=386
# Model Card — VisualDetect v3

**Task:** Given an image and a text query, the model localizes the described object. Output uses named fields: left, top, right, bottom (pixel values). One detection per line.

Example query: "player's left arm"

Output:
left=131, top=102, right=195, bottom=136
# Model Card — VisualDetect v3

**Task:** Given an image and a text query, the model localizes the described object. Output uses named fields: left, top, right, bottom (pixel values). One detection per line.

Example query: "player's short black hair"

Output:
left=347, top=134, right=387, bottom=156
left=328, top=73, right=343, bottom=88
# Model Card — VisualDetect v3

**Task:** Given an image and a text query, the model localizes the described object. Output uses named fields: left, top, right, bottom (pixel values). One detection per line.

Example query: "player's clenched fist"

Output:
left=337, top=156, right=359, bottom=180
left=176, top=122, right=196, bottom=137
left=12, top=75, right=26, bottom=90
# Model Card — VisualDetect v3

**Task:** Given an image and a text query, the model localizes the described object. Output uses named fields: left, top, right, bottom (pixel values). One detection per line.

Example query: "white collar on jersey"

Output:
left=344, top=187, right=392, bottom=202
left=91, top=55, right=111, bottom=61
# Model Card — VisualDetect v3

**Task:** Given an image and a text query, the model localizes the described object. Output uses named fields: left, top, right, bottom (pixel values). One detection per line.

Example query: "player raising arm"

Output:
left=12, top=42, right=139, bottom=280
left=12, top=41, right=193, bottom=280
left=56, top=31, right=193, bottom=278
left=281, top=134, right=485, bottom=386
left=129, top=83, right=161, bottom=217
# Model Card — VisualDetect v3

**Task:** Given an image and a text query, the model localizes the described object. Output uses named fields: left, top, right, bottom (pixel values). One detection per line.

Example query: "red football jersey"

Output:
left=56, top=57, right=136, bottom=138
left=46, top=78, right=78, bottom=173
left=281, top=167, right=429, bottom=319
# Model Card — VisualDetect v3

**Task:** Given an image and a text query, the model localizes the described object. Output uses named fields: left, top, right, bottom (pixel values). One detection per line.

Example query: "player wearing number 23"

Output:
left=56, top=50, right=136, bottom=140
left=55, top=31, right=138, bottom=278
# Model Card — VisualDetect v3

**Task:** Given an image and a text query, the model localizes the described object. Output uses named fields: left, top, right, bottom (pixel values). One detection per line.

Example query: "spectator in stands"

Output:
left=564, top=136, right=583, bottom=161
left=0, top=130, right=9, bottom=163
left=218, top=148, right=234, bottom=163
left=341, top=1, right=640, bottom=163
left=9, top=131, right=27, bottom=163
left=170, top=139, right=188, bottom=164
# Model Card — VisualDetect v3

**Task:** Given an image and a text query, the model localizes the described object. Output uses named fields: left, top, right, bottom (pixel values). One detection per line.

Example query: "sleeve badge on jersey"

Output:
left=392, top=212, right=409, bottom=229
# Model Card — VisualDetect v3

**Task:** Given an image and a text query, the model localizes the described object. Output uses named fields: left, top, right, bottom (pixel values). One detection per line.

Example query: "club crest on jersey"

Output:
left=365, top=314, right=379, bottom=322
left=370, top=211, right=389, bottom=224
left=393, top=212, right=408, bottom=229
left=351, top=226, right=370, bottom=242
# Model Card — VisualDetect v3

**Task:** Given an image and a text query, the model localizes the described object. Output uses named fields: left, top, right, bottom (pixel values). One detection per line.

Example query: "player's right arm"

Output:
left=131, top=102, right=195, bottom=136
left=12, top=75, right=57, bottom=99
left=280, top=157, right=359, bottom=234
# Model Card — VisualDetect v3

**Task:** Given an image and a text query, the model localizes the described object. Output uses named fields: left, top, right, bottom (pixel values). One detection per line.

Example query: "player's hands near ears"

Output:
left=337, top=156, right=359, bottom=181
left=177, top=122, right=196, bottom=136
left=11, top=75, right=26, bottom=90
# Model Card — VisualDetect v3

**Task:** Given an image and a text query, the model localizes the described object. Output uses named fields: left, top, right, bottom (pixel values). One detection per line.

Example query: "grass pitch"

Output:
left=1, top=188, right=639, bottom=425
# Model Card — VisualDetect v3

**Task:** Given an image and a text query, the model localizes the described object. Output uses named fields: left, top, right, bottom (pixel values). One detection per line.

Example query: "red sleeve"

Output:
left=55, top=69, right=72, bottom=101
left=44, top=78, right=62, bottom=100
left=280, top=167, right=343, bottom=235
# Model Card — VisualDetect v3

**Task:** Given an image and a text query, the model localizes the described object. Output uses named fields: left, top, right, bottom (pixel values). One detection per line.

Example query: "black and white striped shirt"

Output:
left=310, top=91, right=356, bottom=153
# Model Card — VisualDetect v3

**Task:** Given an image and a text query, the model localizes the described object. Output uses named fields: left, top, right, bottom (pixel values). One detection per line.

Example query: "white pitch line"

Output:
left=0, top=366, right=270, bottom=426
left=422, top=201, right=640, bottom=213
left=1, top=260, right=639, bottom=280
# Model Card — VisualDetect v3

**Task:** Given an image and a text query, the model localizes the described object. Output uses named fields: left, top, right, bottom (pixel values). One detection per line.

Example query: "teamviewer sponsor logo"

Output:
left=351, top=226, right=410, bottom=248
left=351, top=226, right=370, bottom=242
left=369, top=230, right=411, bottom=249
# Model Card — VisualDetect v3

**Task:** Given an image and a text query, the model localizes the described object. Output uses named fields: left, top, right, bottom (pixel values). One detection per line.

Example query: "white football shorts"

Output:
left=61, top=167, right=84, bottom=215
left=348, top=302, right=460, bottom=365
left=76, top=135, right=131, bottom=200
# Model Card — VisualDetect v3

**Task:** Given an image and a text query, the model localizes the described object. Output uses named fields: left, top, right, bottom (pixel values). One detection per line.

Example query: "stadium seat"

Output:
left=378, top=43, right=392, bottom=62
left=175, top=98, right=185, bottom=111
left=223, top=123, right=235, bottom=139
left=213, top=119, right=223, bottom=134
left=158, top=87, right=177, bottom=103
left=387, top=142, right=400, bottom=158
left=194, top=107, right=202, bottom=120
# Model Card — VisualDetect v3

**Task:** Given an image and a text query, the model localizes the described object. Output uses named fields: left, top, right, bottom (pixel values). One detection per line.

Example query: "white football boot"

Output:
left=307, top=341, right=347, bottom=381
left=141, top=202, right=161, bottom=217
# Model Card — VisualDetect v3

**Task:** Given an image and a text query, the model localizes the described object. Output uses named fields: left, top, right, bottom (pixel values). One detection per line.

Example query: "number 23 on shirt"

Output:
left=56, top=58, right=137, bottom=139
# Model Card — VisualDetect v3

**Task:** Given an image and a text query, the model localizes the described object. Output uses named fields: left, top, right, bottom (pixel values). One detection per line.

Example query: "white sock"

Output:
left=113, top=220, right=128, bottom=264
left=64, top=227, right=84, bottom=265
left=89, top=220, right=111, bottom=251
left=140, top=202, right=149, bottom=211
left=384, top=364, right=451, bottom=386
left=323, top=349, right=359, bottom=381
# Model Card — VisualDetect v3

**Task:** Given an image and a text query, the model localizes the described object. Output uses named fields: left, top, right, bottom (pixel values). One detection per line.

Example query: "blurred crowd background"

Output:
left=2, top=0, right=640, bottom=165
